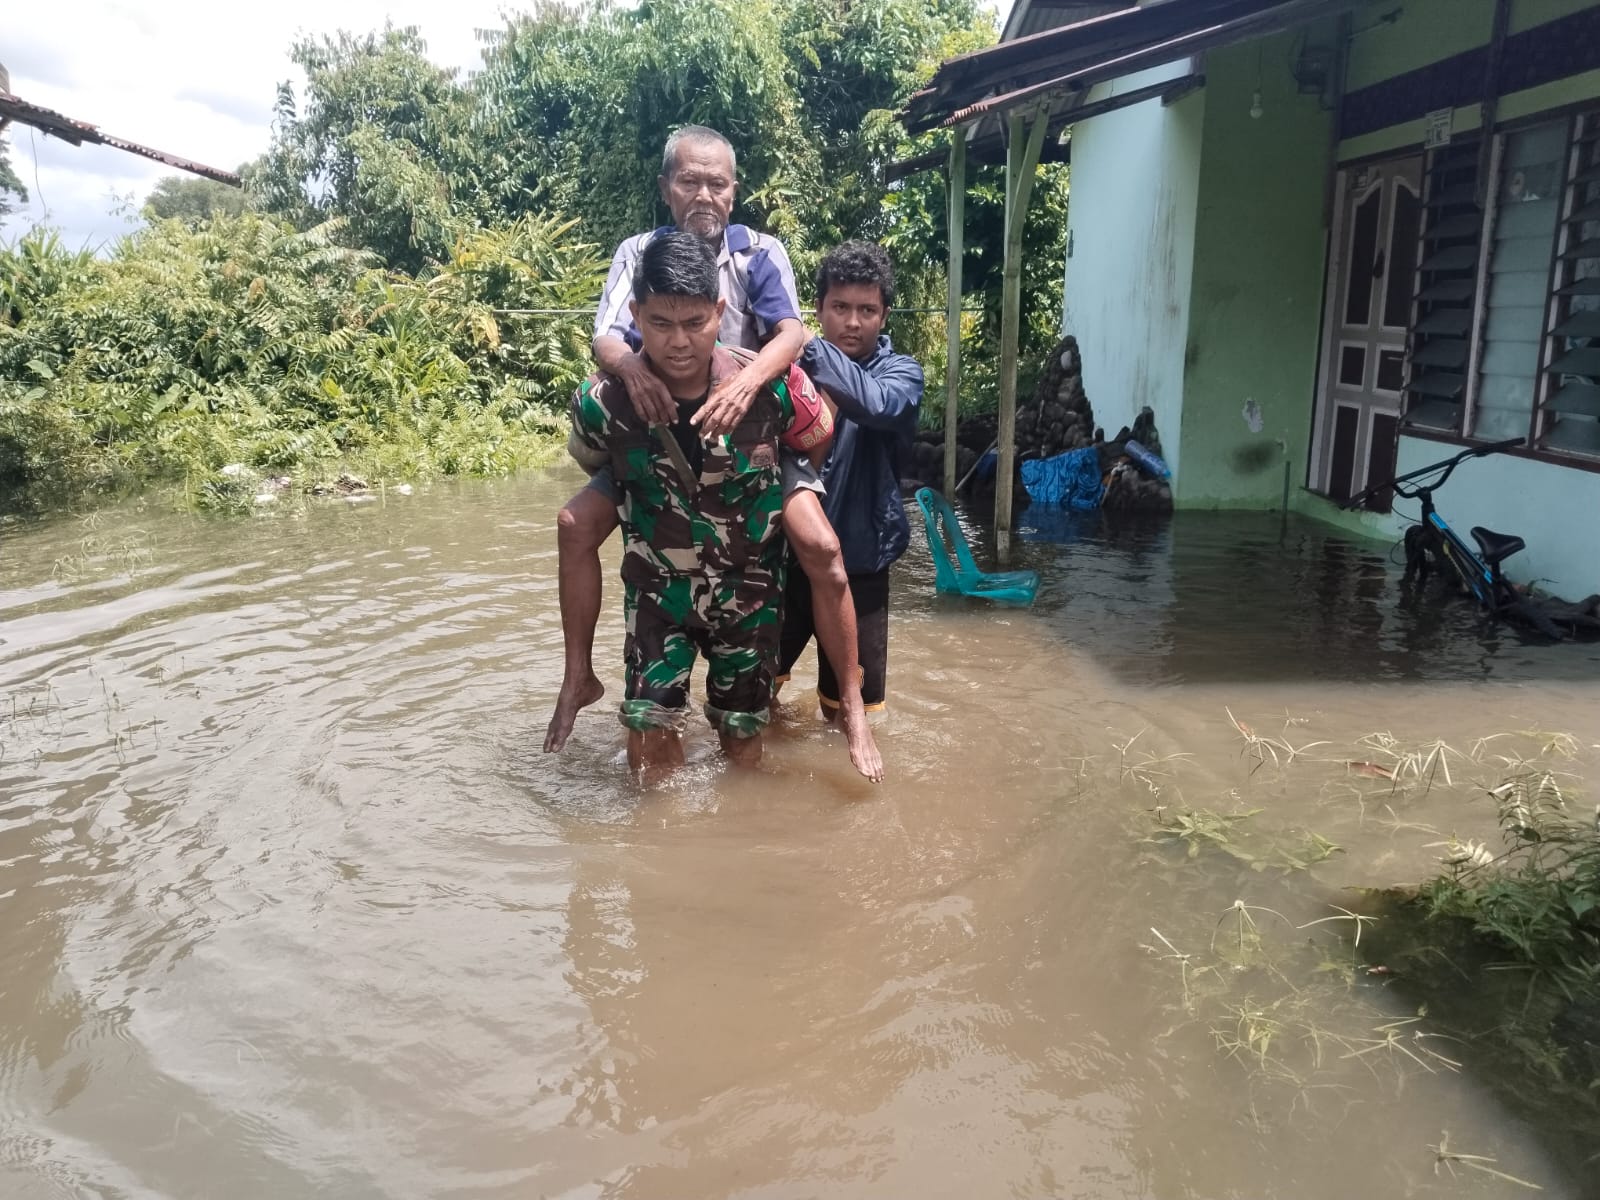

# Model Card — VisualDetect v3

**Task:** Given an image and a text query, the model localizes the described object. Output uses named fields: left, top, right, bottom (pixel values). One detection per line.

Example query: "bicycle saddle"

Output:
left=1470, top=526, right=1526, bottom=567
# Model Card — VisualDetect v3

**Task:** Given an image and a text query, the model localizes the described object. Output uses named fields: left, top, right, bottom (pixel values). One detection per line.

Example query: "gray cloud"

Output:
left=1, top=28, right=85, bottom=89
left=173, top=86, right=275, bottom=130
left=2, top=136, right=156, bottom=251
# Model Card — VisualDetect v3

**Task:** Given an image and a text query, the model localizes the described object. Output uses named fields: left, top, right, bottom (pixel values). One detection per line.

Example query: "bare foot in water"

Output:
left=835, top=693, right=883, bottom=782
left=544, top=673, right=605, bottom=752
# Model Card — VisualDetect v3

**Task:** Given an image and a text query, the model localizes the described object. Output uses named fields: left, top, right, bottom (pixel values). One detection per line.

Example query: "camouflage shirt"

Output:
left=570, top=345, right=816, bottom=631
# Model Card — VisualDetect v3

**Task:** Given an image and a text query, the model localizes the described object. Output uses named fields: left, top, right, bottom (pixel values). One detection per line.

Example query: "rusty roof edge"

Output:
left=0, top=90, right=242, bottom=187
left=936, top=0, right=1189, bottom=78
left=923, top=0, right=1249, bottom=97
left=908, top=0, right=1361, bottom=132
left=902, top=0, right=1233, bottom=123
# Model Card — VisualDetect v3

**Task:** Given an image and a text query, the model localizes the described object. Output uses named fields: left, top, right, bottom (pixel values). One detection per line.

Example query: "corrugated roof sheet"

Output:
left=0, top=88, right=241, bottom=187
left=1002, top=1, right=1136, bottom=44
left=907, top=0, right=1362, bottom=132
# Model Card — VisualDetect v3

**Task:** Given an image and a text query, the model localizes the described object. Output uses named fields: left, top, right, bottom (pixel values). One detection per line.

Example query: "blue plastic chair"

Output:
left=914, top=487, right=1040, bottom=606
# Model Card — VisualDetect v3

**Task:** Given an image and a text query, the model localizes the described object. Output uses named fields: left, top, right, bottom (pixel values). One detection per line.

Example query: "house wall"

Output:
left=1060, top=62, right=1204, bottom=479
left=1293, top=0, right=1600, bottom=598
left=1338, top=0, right=1600, bottom=160
left=1044, top=0, right=1600, bottom=593
left=1173, top=33, right=1336, bottom=507
left=1342, top=0, right=1495, bottom=94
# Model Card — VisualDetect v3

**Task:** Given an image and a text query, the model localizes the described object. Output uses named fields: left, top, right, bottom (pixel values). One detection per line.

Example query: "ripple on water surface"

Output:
left=0, top=476, right=1594, bottom=1197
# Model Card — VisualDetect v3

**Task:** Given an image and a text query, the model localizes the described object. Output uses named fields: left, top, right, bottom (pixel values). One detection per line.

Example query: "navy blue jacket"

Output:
left=800, top=334, right=924, bottom=576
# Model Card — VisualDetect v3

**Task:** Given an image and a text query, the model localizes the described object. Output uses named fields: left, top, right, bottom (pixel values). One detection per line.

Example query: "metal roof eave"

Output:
left=905, top=0, right=1361, bottom=133
left=884, top=71, right=1203, bottom=183
left=0, top=90, right=242, bottom=187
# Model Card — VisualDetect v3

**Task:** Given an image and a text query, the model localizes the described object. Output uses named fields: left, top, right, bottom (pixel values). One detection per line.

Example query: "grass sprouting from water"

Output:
left=1126, top=711, right=1596, bottom=1186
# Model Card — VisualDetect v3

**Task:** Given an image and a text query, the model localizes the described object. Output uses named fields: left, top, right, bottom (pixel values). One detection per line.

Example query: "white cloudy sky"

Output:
left=3, top=1, right=527, bottom=248
left=4, top=0, right=1011, bottom=250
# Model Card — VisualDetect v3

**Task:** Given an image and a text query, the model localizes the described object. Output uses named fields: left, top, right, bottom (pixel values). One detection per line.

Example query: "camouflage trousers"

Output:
left=619, top=575, right=784, bottom=739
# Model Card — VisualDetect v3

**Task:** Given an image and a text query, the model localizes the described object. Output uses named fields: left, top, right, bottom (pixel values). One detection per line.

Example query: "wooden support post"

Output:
left=943, top=133, right=967, bottom=497
left=995, top=108, right=1048, bottom=558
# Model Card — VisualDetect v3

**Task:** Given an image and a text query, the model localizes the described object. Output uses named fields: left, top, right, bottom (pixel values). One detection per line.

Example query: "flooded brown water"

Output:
left=2, top=469, right=1597, bottom=1199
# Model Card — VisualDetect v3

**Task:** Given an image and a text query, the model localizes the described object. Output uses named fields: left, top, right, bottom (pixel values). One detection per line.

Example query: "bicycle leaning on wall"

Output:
left=1344, top=438, right=1600, bottom=640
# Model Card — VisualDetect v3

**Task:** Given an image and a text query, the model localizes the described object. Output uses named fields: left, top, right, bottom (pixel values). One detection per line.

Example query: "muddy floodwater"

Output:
left=3, top=469, right=1597, bottom=1199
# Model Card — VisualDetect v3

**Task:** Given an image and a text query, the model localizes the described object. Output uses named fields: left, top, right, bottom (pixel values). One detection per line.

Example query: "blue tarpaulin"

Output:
left=1020, top=446, right=1103, bottom=511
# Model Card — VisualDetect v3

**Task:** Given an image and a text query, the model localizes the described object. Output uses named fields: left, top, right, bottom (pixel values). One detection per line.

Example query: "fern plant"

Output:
left=1, top=210, right=605, bottom=512
left=1423, top=771, right=1600, bottom=999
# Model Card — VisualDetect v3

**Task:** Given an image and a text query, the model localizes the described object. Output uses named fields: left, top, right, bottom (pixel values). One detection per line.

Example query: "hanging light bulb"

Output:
left=1250, top=89, right=1264, bottom=119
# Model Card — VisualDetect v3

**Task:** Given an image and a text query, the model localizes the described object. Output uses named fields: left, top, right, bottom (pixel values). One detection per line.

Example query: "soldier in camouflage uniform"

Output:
left=569, top=231, right=830, bottom=769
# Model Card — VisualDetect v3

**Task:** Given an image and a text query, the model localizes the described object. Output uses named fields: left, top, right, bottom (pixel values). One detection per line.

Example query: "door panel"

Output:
left=1312, top=156, right=1424, bottom=501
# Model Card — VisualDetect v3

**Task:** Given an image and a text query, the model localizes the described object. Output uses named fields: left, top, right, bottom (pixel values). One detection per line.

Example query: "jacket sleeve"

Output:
left=778, top=363, right=835, bottom=453
left=800, top=339, right=923, bottom=437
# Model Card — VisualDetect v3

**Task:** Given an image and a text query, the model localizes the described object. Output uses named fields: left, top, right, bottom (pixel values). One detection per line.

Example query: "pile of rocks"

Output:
left=1015, top=335, right=1097, bottom=461
left=901, top=335, right=1173, bottom=516
left=904, top=415, right=993, bottom=494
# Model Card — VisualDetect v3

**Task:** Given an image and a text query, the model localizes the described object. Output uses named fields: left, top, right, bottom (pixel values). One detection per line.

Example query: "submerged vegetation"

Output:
left=1, top=0, right=1070, bottom=515
left=1421, top=765, right=1599, bottom=1000
left=1124, top=711, right=1600, bottom=1185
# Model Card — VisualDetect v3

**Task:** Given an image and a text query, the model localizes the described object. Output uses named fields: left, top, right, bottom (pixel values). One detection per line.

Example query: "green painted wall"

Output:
left=1510, top=0, right=1600, bottom=34
left=1173, top=34, right=1335, bottom=508
left=1339, top=0, right=1588, bottom=93
left=1344, top=0, right=1493, bottom=91
left=1338, top=0, right=1600, bottom=160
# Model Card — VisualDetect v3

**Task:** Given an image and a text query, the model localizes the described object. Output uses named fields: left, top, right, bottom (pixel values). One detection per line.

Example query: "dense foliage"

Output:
left=1423, top=770, right=1600, bottom=997
left=0, top=214, right=604, bottom=510
left=143, top=175, right=253, bottom=224
left=0, top=134, right=26, bottom=219
left=4, top=0, right=1074, bottom=512
left=253, top=0, right=1070, bottom=417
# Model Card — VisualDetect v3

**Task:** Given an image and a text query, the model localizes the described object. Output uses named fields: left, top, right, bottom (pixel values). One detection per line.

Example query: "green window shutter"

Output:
left=1539, top=110, right=1600, bottom=458
left=1404, top=143, right=1484, bottom=434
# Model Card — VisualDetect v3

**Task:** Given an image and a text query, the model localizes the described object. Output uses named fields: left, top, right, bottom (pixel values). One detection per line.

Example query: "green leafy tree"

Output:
left=7, top=0, right=1073, bottom=514
left=0, top=212, right=605, bottom=510
left=472, top=0, right=1066, bottom=415
left=143, top=174, right=251, bottom=223
left=474, top=0, right=811, bottom=252
left=253, top=26, right=475, bottom=271
left=472, top=0, right=990, bottom=256
left=0, top=134, right=28, bottom=218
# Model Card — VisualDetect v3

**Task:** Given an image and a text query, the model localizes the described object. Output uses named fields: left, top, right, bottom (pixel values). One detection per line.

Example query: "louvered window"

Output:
left=1538, top=109, right=1600, bottom=457
left=1403, top=143, right=1483, bottom=432
left=1476, top=121, right=1565, bottom=440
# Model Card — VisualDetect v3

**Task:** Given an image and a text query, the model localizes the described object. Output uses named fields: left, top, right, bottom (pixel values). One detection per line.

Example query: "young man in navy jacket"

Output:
left=778, top=242, right=924, bottom=718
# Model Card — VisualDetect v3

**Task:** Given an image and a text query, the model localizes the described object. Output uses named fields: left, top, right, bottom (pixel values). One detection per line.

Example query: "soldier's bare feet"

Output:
left=544, top=673, right=605, bottom=752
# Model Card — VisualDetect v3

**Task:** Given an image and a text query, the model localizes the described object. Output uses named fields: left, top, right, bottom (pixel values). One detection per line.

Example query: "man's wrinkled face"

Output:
left=659, top=141, right=736, bottom=244
left=817, top=282, right=886, bottom=362
left=630, top=293, right=724, bottom=393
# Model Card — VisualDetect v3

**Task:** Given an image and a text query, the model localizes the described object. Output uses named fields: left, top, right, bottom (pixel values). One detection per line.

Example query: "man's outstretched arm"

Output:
left=800, top=337, right=923, bottom=436
left=695, top=236, right=807, bottom=437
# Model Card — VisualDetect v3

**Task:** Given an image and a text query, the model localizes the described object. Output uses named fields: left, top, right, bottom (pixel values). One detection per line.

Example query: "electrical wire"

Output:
left=27, top=126, right=46, bottom=220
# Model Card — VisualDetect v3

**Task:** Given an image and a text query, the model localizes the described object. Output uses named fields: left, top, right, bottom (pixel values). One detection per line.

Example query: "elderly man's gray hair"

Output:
left=661, top=126, right=737, bottom=179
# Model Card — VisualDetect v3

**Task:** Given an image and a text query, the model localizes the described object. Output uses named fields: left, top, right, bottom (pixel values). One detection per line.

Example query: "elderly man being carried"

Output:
left=569, top=232, right=832, bottom=771
left=545, top=125, right=881, bottom=781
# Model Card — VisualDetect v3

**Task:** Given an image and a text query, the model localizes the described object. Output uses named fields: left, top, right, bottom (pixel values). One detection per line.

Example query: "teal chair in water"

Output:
left=914, top=487, right=1040, bottom=606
